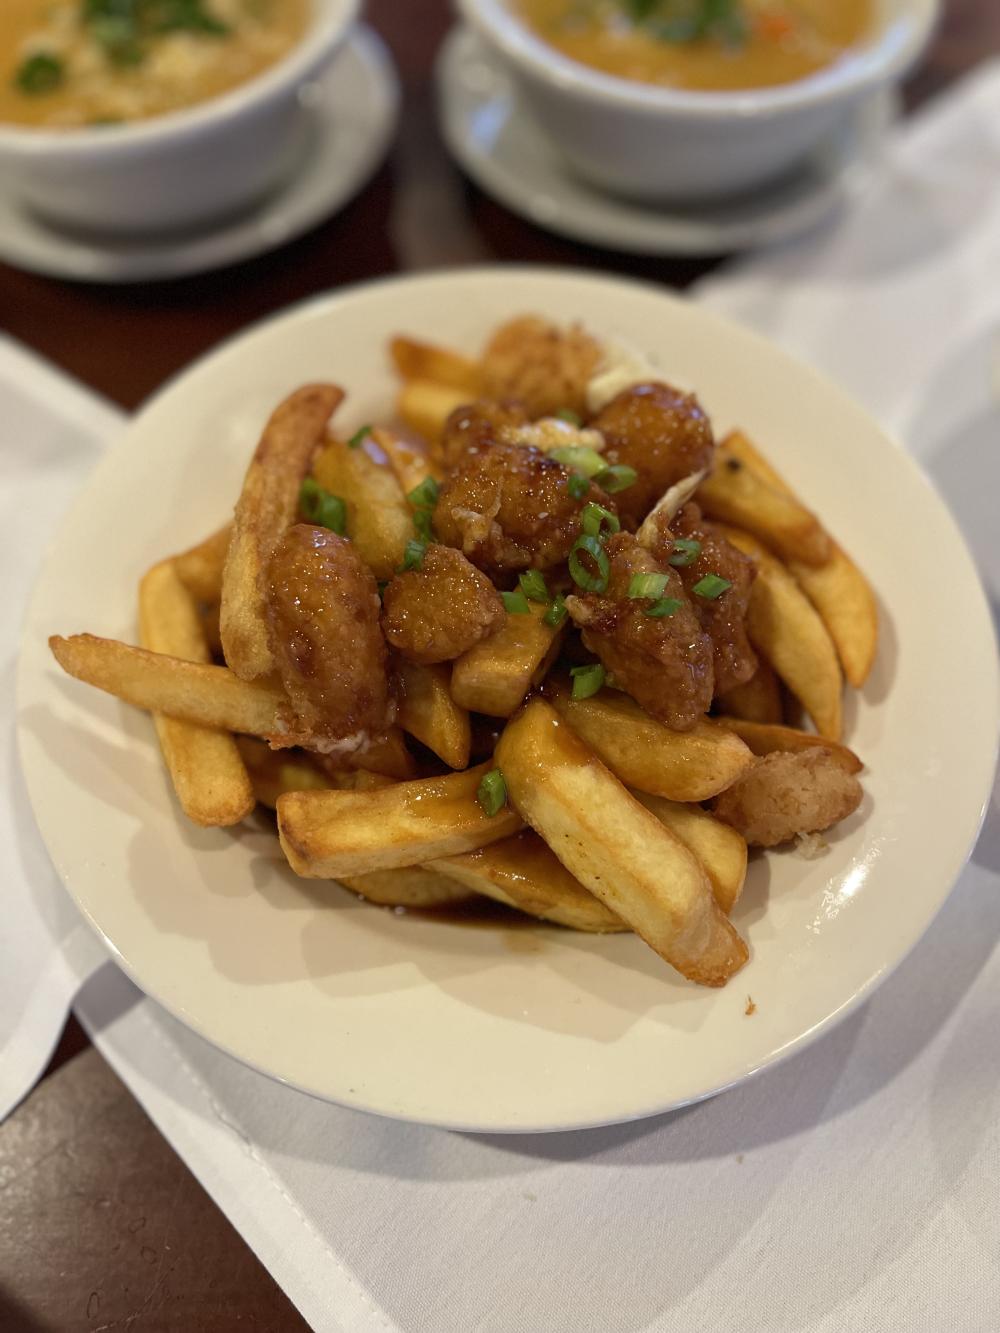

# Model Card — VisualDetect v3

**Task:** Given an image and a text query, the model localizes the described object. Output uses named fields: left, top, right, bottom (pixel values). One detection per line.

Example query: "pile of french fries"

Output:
left=50, top=319, right=877, bottom=990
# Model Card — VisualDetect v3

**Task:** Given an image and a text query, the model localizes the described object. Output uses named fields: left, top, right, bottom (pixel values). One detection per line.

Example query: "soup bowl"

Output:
left=456, top=0, right=939, bottom=202
left=0, top=0, right=359, bottom=235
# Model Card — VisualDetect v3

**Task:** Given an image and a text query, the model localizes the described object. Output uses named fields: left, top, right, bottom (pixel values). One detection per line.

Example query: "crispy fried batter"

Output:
left=439, top=400, right=530, bottom=468
left=266, top=524, right=390, bottom=755
left=591, top=382, right=715, bottom=528
left=381, top=544, right=504, bottom=665
left=566, top=531, right=714, bottom=731
left=433, top=441, right=612, bottom=577
left=712, top=747, right=863, bottom=847
left=479, top=316, right=603, bottom=419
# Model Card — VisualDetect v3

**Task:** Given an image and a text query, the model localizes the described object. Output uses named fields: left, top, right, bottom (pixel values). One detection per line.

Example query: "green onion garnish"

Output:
left=407, top=476, right=440, bottom=510
left=669, top=538, right=702, bottom=567
left=502, top=588, right=531, bottom=615
left=645, top=597, right=683, bottom=618
left=570, top=663, right=606, bottom=700
left=399, top=539, right=428, bottom=572
left=348, top=424, right=372, bottom=449
left=627, top=572, right=669, bottom=600
left=477, top=768, right=507, bottom=817
left=550, top=445, right=605, bottom=477
left=543, top=593, right=568, bottom=628
left=15, top=53, right=64, bottom=94
left=693, top=573, right=732, bottom=600
left=413, top=508, right=434, bottom=542
left=581, top=502, right=620, bottom=541
left=567, top=472, right=590, bottom=500
left=568, top=535, right=610, bottom=594
left=555, top=408, right=582, bottom=426
left=594, top=464, right=638, bottom=494
left=518, top=570, right=549, bottom=603
left=299, top=478, right=347, bottom=535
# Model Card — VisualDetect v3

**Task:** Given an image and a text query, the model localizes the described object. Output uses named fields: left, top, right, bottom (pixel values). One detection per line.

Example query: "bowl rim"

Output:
left=0, top=0, right=359, bottom=156
left=456, top=0, right=940, bottom=120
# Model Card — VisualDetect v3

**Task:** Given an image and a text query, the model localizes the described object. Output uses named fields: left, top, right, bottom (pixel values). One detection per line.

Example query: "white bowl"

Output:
left=0, top=0, right=359, bottom=234
left=456, top=0, right=939, bottom=202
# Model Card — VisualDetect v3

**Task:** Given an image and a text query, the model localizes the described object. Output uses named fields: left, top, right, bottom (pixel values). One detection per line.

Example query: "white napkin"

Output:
left=8, top=59, right=1000, bottom=1333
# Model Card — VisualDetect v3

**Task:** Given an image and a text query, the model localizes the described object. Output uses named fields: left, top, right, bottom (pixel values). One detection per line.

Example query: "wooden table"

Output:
left=3, top=3, right=998, bottom=1327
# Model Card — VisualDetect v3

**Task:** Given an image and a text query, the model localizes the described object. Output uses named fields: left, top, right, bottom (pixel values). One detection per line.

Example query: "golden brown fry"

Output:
left=173, top=523, right=232, bottom=603
left=220, top=384, right=342, bottom=680
left=345, top=728, right=416, bottom=781
left=697, top=445, right=831, bottom=567
left=340, top=866, right=477, bottom=909
left=712, top=748, right=863, bottom=848
left=312, top=438, right=413, bottom=581
left=396, top=378, right=473, bottom=448
left=434, top=830, right=628, bottom=933
left=631, top=794, right=747, bottom=915
left=720, top=429, right=788, bottom=492
left=236, top=736, right=336, bottom=807
left=390, top=336, right=482, bottom=393
left=715, top=659, right=783, bottom=724
left=545, top=679, right=753, bottom=802
left=718, top=527, right=843, bottom=741
left=451, top=603, right=566, bottom=718
left=714, top=718, right=863, bottom=774
left=277, top=763, right=522, bottom=878
left=50, top=634, right=288, bottom=740
left=496, top=701, right=748, bottom=987
left=395, top=659, right=471, bottom=770
left=370, top=425, right=443, bottom=495
left=139, top=562, right=255, bottom=828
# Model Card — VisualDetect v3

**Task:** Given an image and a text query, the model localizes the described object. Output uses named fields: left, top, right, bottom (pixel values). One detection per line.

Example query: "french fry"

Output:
left=545, top=679, right=753, bottom=802
left=395, top=659, right=471, bottom=770
left=715, top=659, right=783, bottom=724
left=370, top=425, right=442, bottom=496
left=277, top=763, right=522, bottom=878
left=717, top=527, right=843, bottom=741
left=697, top=444, right=831, bottom=567
left=396, top=378, right=472, bottom=447
left=495, top=701, right=748, bottom=987
left=236, top=735, right=336, bottom=808
left=631, top=794, right=747, bottom=915
left=313, top=437, right=413, bottom=581
left=50, top=635, right=288, bottom=739
left=173, top=523, right=232, bottom=604
left=722, top=431, right=878, bottom=687
left=220, top=384, right=342, bottom=680
left=451, top=603, right=567, bottom=718
left=434, top=830, right=628, bottom=933
left=344, top=728, right=416, bottom=781
left=340, top=866, right=477, bottom=909
left=714, top=718, right=863, bottom=774
left=390, top=336, right=482, bottom=393
left=138, top=562, right=255, bottom=828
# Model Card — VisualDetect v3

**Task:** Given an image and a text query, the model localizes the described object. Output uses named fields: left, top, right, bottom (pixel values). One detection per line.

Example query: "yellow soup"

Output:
left=514, top=0, right=875, bottom=92
left=1, top=0, right=311, bottom=129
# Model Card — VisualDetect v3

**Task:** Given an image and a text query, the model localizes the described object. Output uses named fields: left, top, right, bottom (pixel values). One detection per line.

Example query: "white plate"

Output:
left=0, top=26, right=398, bottom=284
left=437, top=26, right=892, bottom=256
left=17, top=268, right=997, bottom=1133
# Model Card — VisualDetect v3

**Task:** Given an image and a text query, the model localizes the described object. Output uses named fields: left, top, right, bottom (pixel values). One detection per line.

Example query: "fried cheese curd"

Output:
left=381, top=543, right=505, bottom=664
left=712, top=748, right=863, bottom=847
left=566, top=532, right=714, bottom=730
left=266, top=524, right=390, bottom=754
left=433, top=439, right=614, bottom=579
left=591, top=382, right=715, bottom=528
left=479, top=316, right=604, bottom=420
left=439, top=400, right=531, bottom=468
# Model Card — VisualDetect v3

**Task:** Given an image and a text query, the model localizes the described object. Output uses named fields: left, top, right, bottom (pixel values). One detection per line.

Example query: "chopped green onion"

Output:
left=347, top=424, right=372, bottom=449
left=594, top=464, right=638, bottom=494
left=627, top=572, right=669, bottom=600
left=693, top=573, right=732, bottom=600
left=15, top=53, right=64, bottom=94
left=570, top=663, right=606, bottom=700
left=407, top=476, right=440, bottom=510
left=645, top=597, right=683, bottom=618
left=668, top=538, right=702, bottom=567
left=477, top=768, right=507, bottom=817
left=555, top=408, right=582, bottom=426
left=299, top=478, right=347, bottom=535
left=543, top=593, right=568, bottom=628
left=568, top=535, right=610, bottom=594
left=413, top=508, right=434, bottom=542
left=550, top=445, right=605, bottom=477
left=566, top=472, right=590, bottom=500
left=518, top=570, right=549, bottom=603
left=399, top=539, right=428, bottom=572
left=502, top=588, right=531, bottom=615
left=580, top=502, right=620, bottom=541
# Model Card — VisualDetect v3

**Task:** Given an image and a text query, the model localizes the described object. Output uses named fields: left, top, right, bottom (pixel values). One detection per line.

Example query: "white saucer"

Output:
left=437, top=25, right=892, bottom=257
left=0, top=26, right=399, bottom=284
